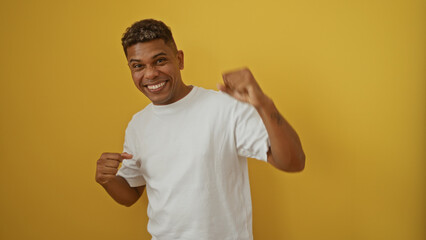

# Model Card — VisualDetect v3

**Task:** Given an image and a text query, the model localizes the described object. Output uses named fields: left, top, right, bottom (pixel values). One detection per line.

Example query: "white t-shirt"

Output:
left=117, top=86, right=270, bottom=240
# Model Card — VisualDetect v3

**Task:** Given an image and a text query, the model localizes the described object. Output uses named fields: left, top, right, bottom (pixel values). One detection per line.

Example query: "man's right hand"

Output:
left=95, top=152, right=133, bottom=185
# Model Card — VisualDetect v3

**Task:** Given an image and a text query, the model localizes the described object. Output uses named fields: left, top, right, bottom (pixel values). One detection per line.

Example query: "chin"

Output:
left=149, top=95, right=172, bottom=105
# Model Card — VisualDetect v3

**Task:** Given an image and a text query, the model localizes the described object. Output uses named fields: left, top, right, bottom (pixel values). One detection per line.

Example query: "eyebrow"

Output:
left=129, top=52, right=167, bottom=63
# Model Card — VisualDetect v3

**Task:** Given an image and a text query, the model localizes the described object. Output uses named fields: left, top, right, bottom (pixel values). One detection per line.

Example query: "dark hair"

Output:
left=121, top=19, right=177, bottom=56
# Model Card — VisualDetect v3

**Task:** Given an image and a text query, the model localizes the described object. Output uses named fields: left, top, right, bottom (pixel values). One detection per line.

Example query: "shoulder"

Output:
left=194, top=86, right=240, bottom=107
left=193, top=86, right=257, bottom=124
left=198, top=87, right=254, bottom=110
left=126, top=104, right=153, bottom=130
left=133, top=104, right=152, bottom=118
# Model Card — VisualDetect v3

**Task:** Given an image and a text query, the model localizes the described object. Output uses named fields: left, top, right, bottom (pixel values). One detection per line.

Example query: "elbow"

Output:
left=297, top=152, right=306, bottom=171
left=268, top=150, right=306, bottom=172
left=282, top=153, right=306, bottom=172
left=120, top=201, right=136, bottom=207
left=289, top=160, right=305, bottom=172
left=293, top=152, right=306, bottom=172
left=115, top=198, right=138, bottom=207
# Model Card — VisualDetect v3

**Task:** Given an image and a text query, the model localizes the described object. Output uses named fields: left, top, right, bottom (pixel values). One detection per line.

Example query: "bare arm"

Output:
left=95, top=152, right=145, bottom=206
left=256, top=97, right=305, bottom=171
left=219, top=68, right=305, bottom=172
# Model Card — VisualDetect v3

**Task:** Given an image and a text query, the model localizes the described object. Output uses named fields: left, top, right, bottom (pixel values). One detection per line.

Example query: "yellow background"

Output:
left=0, top=0, right=425, bottom=239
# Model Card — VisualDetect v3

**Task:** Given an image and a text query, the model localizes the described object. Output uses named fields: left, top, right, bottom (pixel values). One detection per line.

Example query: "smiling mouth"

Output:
left=144, top=80, right=168, bottom=93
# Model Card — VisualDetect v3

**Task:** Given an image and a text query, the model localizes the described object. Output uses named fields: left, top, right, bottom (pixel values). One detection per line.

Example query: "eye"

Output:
left=130, top=63, right=144, bottom=72
left=156, top=58, right=167, bottom=65
left=132, top=64, right=145, bottom=70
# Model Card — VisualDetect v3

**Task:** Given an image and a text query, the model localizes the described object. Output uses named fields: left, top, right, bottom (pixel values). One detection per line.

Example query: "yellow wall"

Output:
left=0, top=0, right=424, bottom=239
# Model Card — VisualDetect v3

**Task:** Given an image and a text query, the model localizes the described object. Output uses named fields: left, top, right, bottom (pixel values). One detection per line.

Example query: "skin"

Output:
left=95, top=39, right=192, bottom=206
left=126, top=39, right=192, bottom=105
left=96, top=39, right=305, bottom=207
left=95, top=152, right=144, bottom=206
left=218, top=69, right=305, bottom=171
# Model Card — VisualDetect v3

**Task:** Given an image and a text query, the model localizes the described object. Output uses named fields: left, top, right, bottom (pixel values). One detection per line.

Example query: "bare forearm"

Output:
left=256, top=96, right=305, bottom=172
left=101, top=175, right=142, bottom=207
left=96, top=152, right=144, bottom=206
left=219, top=68, right=305, bottom=171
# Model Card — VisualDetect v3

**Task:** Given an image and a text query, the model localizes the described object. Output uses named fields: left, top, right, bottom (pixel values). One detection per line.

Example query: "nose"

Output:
left=144, top=65, right=159, bottom=80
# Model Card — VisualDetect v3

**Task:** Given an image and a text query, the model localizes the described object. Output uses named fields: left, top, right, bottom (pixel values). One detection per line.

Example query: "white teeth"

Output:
left=147, top=82, right=166, bottom=90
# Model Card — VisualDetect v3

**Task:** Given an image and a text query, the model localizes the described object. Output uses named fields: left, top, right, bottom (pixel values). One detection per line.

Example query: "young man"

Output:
left=95, top=19, right=305, bottom=240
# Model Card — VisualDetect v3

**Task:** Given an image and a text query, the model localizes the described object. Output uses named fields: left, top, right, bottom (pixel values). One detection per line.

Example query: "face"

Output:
left=126, top=39, right=186, bottom=105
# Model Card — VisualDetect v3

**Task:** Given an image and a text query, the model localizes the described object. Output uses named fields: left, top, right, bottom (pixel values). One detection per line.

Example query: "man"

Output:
left=95, top=19, right=305, bottom=240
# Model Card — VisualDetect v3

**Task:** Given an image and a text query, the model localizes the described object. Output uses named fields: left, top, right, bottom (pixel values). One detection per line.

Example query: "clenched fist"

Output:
left=95, top=152, right=133, bottom=185
left=218, top=68, right=269, bottom=109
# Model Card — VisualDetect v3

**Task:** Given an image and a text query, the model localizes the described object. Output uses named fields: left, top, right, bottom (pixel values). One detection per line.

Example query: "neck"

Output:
left=174, top=82, right=193, bottom=102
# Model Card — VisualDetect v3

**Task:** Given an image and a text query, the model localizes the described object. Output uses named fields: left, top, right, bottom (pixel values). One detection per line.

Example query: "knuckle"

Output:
left=95, top=174, right=103, bottom=183
left=99, top=152, right=108, bottom=160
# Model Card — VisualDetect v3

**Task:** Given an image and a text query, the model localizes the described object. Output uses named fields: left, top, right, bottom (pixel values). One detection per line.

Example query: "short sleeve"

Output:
left=116, top=123, right=146, bottom=187
left=233, top=100, right=270, bottom=161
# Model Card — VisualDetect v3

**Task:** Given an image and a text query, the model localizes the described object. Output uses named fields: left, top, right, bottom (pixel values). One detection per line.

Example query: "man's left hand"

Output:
left=218, top=68, right=269, bottom=109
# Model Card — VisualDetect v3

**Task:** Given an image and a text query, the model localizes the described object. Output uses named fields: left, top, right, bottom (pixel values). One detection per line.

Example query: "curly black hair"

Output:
left=121, top=19, right=177, bottom=56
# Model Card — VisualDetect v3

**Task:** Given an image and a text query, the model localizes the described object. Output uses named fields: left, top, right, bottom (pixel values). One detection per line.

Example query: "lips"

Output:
left=144, top=80, right=168, bottom=93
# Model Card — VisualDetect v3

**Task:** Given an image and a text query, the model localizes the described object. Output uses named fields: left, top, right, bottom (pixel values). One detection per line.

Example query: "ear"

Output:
left=177, top=50, right=184, bottom=70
